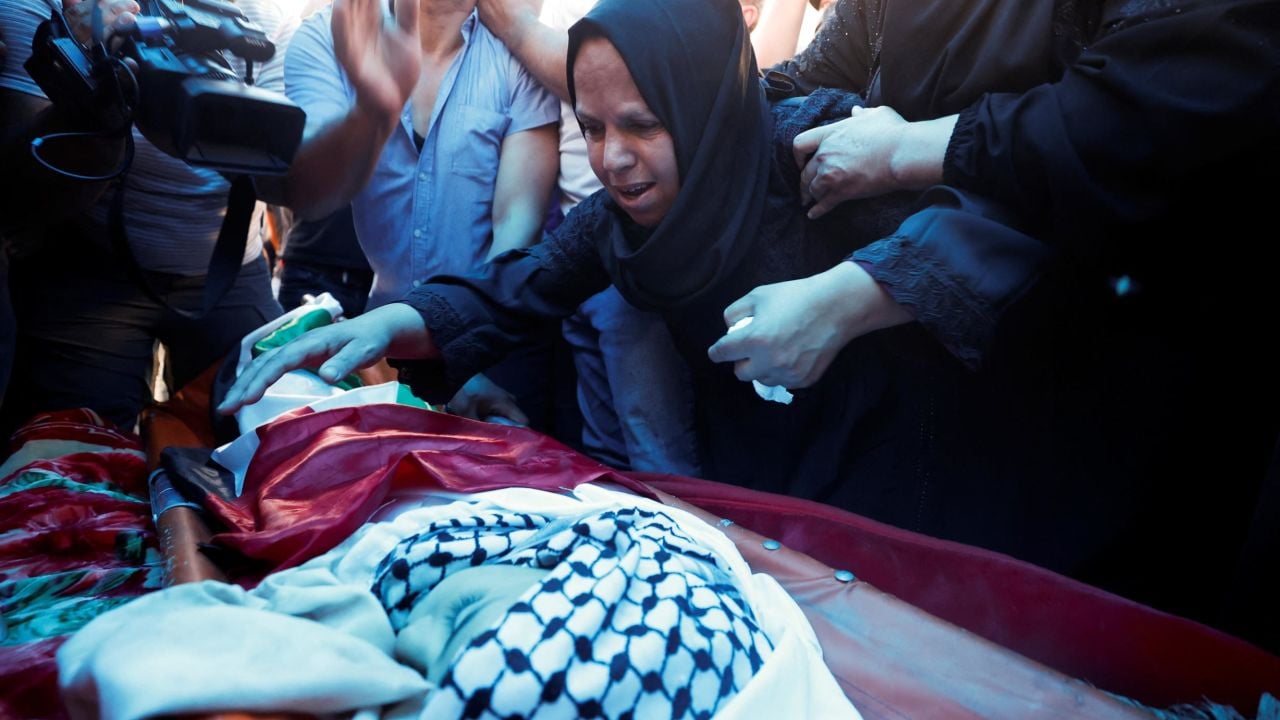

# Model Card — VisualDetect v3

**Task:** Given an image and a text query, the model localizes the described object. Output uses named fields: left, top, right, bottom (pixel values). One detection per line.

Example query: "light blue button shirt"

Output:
left=285, top=9, right=558, bottom=308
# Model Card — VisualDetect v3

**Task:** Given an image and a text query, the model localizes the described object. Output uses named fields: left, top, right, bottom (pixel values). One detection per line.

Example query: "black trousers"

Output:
left=3, top=235, right=281, bottom=432
left=277, top=257, right=374, bottom=318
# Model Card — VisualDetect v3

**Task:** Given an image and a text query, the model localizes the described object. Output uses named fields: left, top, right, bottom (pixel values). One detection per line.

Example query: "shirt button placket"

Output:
left=413, top=156, right=431, bottom=295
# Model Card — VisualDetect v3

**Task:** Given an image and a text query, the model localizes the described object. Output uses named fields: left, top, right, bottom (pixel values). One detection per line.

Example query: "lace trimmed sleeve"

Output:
left=394, top=193, right=614, bottom=401
left=851, top=187, right=1049, bottom=369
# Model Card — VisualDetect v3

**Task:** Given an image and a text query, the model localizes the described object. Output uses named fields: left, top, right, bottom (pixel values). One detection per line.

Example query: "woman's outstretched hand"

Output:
left=217, top=303, right=436, bottom=415
left=707, top=262, right=912, bottom=389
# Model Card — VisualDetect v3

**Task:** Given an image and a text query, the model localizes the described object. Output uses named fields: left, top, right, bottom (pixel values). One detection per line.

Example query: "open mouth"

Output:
left=615, top=182, right=654, bottom=201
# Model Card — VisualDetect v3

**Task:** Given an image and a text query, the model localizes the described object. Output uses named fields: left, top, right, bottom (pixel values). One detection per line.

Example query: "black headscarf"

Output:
left=566, top=0, right=772, bottom=311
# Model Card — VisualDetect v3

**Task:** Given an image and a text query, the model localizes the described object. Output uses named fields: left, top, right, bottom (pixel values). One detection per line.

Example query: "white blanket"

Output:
left=58, top=486, right=859, bottom=720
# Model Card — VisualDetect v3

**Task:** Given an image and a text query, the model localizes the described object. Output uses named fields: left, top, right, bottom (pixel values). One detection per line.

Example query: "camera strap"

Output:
left=109, top=174, right=257, bottom=320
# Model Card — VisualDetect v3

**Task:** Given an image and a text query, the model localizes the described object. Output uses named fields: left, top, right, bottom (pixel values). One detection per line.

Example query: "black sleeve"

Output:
left=394, top=194, right=614, bottom=402
left=767, top=0, right=875, bottom=96
left=851, top=186, right=1049, bottom=369
left=943, top=0, right=1280, bottom=247
left=767, top=91, right=1046, bottom=368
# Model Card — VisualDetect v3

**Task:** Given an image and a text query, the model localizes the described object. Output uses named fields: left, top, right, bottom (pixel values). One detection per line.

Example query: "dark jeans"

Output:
left=277, top=258, right=374, bottom=318
left=562, top=287, right=699, bottom=474
left=483, top=332, right=558, bottom=436
left=2, top=238, right=281, bottom=432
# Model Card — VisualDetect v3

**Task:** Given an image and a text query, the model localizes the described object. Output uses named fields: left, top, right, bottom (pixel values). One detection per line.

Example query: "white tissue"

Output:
left=726, top=317, right=794, bottom=405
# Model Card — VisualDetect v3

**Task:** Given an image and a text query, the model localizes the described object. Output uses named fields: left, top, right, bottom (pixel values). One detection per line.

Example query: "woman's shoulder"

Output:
left=767, top=87, right=864, bottom=148
left=537, top=190, right=616, bottom=265
left=558, top=190, right=613, bottom=238
left=764, top=87, right=863, bottom=198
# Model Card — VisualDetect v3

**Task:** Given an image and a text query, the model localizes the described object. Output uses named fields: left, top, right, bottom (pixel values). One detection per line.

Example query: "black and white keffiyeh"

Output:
left=372, top=506, right=772, bottom=719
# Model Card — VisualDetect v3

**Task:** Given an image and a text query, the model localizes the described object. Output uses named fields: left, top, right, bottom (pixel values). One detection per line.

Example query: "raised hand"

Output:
left=331, top=0, right=422, bottom=126
left=477, top=0, right=543, bottom=41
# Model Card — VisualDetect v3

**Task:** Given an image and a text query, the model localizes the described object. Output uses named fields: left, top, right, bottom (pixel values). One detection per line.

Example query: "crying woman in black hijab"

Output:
left=221, top=0, right=1042, bottom=541
left=559, top=0, right=944, bottom=375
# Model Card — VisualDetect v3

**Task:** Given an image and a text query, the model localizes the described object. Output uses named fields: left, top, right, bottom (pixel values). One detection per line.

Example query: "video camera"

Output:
left=25, top=0, right=305, bottom=175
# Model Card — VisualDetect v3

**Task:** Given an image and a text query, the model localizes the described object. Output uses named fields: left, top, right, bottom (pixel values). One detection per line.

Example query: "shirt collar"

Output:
left=459, top=8, right=478, bottom=44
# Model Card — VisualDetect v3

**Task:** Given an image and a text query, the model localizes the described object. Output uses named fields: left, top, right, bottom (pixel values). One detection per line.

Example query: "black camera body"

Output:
left=26, top=0, right=305, bottom=175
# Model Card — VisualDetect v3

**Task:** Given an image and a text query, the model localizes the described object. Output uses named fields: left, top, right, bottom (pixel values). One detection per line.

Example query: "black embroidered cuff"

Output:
left=941, top=103, right=983, bottom=192
left=851, top=237, right=995, bottom=369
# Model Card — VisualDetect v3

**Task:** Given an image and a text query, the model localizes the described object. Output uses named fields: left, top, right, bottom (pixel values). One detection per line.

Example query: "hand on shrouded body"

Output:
left=217, top=302, right=435, bottom=415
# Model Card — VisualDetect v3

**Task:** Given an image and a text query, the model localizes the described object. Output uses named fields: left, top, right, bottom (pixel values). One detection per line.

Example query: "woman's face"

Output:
left=573, top=36, right=680, bottom=229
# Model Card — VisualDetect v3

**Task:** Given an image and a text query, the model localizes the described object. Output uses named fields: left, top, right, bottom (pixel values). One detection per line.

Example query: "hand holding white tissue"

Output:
left=707, top=262, right=912, bottom=392
left=726, top=317, right=794, bottom=404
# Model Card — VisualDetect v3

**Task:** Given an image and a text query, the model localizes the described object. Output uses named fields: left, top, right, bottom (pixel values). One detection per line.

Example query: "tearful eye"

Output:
left=623, top=114, right=665, bottom=135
